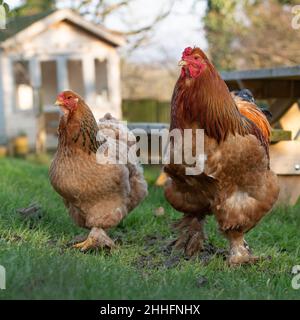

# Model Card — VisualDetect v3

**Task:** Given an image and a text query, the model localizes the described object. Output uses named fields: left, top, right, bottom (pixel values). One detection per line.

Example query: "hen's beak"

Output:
left=54, top=99, right=62, bottom=106
left=178, top=60, right=187, bottom=66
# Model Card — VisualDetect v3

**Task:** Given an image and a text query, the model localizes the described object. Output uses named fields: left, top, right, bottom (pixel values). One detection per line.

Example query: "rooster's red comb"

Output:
left=182, top=47, right=193, bottom=58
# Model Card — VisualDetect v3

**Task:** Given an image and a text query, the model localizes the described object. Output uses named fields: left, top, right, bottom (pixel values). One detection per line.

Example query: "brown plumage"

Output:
left=233, top=93, right=271, bottom=141
left=49, top=90, right=148, bottom=251
left=164, top=47, right=279, bottom=265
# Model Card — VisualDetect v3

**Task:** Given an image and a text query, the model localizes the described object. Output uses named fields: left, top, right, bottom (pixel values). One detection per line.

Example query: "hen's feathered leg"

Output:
left=225, top=231, right=259, bottom=266
left=73, top=227, right=115, bottom=252
left=174, top=215, right=206, bottom=257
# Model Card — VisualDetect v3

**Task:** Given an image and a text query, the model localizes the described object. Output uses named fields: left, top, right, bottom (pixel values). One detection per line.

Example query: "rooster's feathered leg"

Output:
left=174, top=215, right=206, bottom=257
left=73, top=227, right=115, bottom=252
left=225, top=231, right=259, bottom=266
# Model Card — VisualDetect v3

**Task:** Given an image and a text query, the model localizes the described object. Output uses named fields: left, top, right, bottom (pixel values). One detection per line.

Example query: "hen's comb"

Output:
left=182, top=47, right=193, bottom=58
left=58, top=92, right=65, bottom=100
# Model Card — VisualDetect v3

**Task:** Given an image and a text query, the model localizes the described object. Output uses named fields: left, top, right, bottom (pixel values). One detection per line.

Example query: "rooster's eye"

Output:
left=67, top=96, right=72, bottom=99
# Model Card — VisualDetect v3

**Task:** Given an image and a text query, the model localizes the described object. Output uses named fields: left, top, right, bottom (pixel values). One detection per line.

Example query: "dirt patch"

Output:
left=133, top=234, right=228, bottom=270
left=17, top=203, right=43, bottom=220
left=196, top=276, right=208, bottom=287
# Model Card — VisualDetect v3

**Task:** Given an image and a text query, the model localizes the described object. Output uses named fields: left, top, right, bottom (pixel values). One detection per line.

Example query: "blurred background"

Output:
left=0, top=0, right=299, bottom=203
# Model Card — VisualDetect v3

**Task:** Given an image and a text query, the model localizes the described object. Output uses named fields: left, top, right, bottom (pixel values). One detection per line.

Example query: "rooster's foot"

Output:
left=228, top=252, right=260, bottom=266
left=226, top=231, right=260, bottom=266
left=72, top=227, right=115, bottom=252
left=174, top=232, right=205, bottom=257
left=173, top=215, right=206, bottom=257
left=228, top=239, right=259, bottom=266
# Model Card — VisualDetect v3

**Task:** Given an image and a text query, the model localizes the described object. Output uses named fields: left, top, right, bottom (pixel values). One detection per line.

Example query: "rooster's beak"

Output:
left=178, top=60, right=187, bottom=66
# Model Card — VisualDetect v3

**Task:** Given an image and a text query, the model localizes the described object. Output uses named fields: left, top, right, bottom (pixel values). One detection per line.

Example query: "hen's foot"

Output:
left=68, top=234, right=88, bottom=247
left=173, top=215, right=206, bottom=257
left=73, top=227, right=115, bottom=252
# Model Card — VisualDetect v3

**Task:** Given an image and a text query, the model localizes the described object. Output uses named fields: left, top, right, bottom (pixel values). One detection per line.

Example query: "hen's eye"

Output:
left=194, top=56, right=199, bottom=60
left=67, top=96, right=72, bottom=99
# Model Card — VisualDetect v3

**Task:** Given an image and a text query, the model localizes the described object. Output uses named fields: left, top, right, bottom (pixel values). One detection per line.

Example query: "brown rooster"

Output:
left=164, top=47, right=279, bottom=265
left=49, top=90, right=148, bottom=251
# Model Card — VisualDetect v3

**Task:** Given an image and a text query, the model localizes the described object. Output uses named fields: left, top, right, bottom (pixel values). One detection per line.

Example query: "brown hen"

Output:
left=49, top=90, right=148, bottom=251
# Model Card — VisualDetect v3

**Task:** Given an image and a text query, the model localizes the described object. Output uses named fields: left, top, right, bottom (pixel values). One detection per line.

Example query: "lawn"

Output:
left=0, top=157, right=299, bottom=300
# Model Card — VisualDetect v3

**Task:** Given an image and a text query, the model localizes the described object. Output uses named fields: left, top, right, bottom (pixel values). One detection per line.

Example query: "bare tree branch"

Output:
left=100, top=1, right=131, bottom=22
left=73, top=0, right=176, bottom=50
left=120, top=2, right=175, bottom=36
left=55, top=0, right=179, bottom=57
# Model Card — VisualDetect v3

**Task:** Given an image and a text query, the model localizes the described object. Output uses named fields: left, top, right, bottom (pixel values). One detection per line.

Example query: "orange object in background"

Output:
left=14, top=135, right=29, bottom=156
left=0, top=146, right=7, bottom=158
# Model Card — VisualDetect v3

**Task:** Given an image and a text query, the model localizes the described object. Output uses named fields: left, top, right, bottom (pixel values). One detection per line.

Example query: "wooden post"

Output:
left=269, top=99, right=295, bottom=124
left=0, top=52, right=6, bottom=144
left=29, top=57, right=45, bottom=154
left=56, top=56, right=69, bottom=92
left=107, top=53, right=122, bottom=119
left=82, top=55, right=96, bottom=107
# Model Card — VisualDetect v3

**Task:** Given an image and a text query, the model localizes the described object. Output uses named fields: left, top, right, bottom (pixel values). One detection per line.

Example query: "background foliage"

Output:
left=204, top=0, right=300, bottom=70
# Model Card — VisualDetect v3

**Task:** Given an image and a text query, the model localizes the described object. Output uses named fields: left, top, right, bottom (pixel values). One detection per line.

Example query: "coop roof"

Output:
left=221, top=65, right=300, bottom=99
left=221, top=65, right=300, bottom=124
left=0, top=8, right=125, bottom=48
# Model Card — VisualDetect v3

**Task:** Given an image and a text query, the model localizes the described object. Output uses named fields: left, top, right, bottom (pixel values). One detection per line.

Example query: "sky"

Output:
left=7, top=0, right=207, bottom=63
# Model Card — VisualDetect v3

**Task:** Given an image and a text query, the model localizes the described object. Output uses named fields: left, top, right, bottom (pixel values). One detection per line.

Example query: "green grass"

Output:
left=0, top=157, right=299, bottom=300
